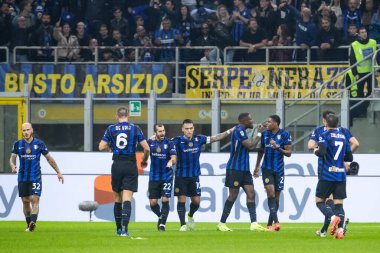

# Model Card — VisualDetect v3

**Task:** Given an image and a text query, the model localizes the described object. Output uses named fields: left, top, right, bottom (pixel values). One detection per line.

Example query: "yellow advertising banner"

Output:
left=186, top=65, right=350, bottom=99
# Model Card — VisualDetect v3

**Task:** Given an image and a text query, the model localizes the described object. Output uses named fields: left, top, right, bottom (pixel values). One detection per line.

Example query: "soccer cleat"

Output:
left=330, top=216, right=341, bottom=235
left=217, top=223, right=232, bottom=232
left=28, top=221, right=36, bottom=232
left=24, top=227, right=30, bottom=232
left=335, top=228, right=344, bottom=239
left=119, top=230, right=131, bottom=237
left=187, top=213, right=195, bottom=230
left=158, top=224, right=166, bottom=232
left=250, top=222, right=268, bottom=232
left=274, top=222, right=281, bottom=231
left=179, top=225, right=187, bottom=232
left=343, top=218, right=349, bottom=235
left=315, top=230, right=327, bottom=237
left=157, top=217, right=162, bottom=231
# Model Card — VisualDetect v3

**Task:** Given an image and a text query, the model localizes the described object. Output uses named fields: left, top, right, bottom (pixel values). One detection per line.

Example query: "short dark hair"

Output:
left=326, top=114, right=339, bottom=128
left=322, top=109, right=335, bottom=119
left=358, top=26, right=367, bottom=32
left=154, top=123, right=164, bottom=132
left=117, top=106, right=129, bottom=118
left=182, top=119, right=193, bottom=125
left=269, top=115, right=281, bottom=126
left=238, top=113, right=250, bottom=122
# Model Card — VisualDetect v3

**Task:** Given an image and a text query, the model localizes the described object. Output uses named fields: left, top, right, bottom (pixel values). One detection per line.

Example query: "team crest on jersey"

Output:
left=277, top=135, right=281, bottom=140
left=234, top=181, right=239, bottom=187
left=175, top=187, right=180, bottom=193
left=240, top=130, right=245, bottom=136
left=156, top=147, right=161, bottom=153
left=189, top=142, right=193, bottom=147
left=164, top=144, right=167, bottom=149
left=265, top=178, right=270, bottom=183
left=34, top=145, right=38, bottom=150
left=26, top=148, right=31, bottom=154
left=195, top=137, right=198, bottom=142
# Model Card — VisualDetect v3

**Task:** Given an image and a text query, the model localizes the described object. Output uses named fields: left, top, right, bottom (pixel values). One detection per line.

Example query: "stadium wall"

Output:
left=1, top=153, right=379, bottom=222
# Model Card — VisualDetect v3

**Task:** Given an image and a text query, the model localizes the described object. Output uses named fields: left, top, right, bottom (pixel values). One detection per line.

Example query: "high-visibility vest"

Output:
left=351, top=39, right=377, bottom=73
left=345, top=69, right=357, bottom=97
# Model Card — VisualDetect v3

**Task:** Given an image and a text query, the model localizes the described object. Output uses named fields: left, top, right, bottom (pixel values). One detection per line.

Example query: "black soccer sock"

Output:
left=334, top=204, right=345, bottom=228
left=321, top=200, right=334, bottom=232
left=25, top=216, right=31, bottom=226
left=268, top=197, right=278, bottom=223
left=161, top=201, right=170, bottom=225
left=122, top=201, right=132, bottom=231
left=267, top=215, right=274, bottom=227
left=30, top=214, right=38, bottom=223
left=150, top=204, right=162, bottom=218
left=247, top=202, right=257, bottom=223
left=114, top=202, right=122, bottom=230
left=220, top=199, right=234, bottom=223
left=188, top=202, right=199, bottom=217
left=177, top=202, right=186, bottom=226
left=316, top=202, right=334, bottom=218
left=276, top=198, right=280, bottom=212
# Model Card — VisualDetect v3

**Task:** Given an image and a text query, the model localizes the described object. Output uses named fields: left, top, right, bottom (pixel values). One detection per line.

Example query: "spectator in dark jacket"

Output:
left=29, top=12, right=55, bottom=61
left=256, top=0, right=277, bottom=39
left=240, top=18, right=268, bottom=62
left=342, top=0, right=361, bottom=37
left=110, top=7, right=130, bottom=40
left=315, top=17, right=341, bottom=61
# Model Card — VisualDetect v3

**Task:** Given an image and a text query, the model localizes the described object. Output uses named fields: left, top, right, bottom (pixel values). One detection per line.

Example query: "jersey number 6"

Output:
left=116, top=133, right=128, bottom=149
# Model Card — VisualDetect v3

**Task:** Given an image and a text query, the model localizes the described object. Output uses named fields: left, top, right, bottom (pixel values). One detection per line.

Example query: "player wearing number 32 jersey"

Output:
left=99, top=106, right=150, bottom=237
left=10, top=122, right=64, bottom=232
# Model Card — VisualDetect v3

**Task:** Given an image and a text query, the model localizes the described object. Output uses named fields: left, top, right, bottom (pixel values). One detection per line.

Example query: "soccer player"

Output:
left=9, top=122, right=64, bottom=232
left=254, top=115, right=292, bottom=231
left=217, top=113, right=268, bottom=232
left=172, top=119, right=234, bottom=231
left=146, top=123, right=177, bottom=231
left=308, top=110, right=359, bottom=237
left=313, top=114, right=353, bottom=239
left=99, top=106, right=150, bottom=237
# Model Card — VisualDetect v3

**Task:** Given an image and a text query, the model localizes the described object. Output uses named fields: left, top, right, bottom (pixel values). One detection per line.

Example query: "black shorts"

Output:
left=261, top=168, right=284, bottom=191
left=315, top=180, right=347, bottom=199
left=174, top=176, right=201, bottom=197
left=148, top=179, right=173, bottom=199
left=111, top=159, right=138, bottom=192
left=18, top=181, right=42, bottom=197
left=225, top=170, right=253, bottom=188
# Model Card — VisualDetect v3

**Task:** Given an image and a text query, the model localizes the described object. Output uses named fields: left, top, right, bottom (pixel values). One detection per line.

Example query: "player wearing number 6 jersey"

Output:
left=9, top=122, right=64, bottom=232
left=99, top=106, right=150, bottom=237
left=146, top=124, right=177, bottom=231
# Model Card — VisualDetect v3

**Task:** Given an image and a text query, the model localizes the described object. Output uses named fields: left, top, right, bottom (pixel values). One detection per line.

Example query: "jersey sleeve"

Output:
left=101, top=126, right=111, bottom=143
left=342, top=127, right=353, bottom=140
left=199, top=135, right=210, bottom=145
left=11, top=141, right=18, bottom=154
left=236, top=128, right=248, bottom=143
left=310, top=127, right=319, bottom=142
left=284, top=131, right=292, bottom=145
left=136, top=126, right=145, bottom=143
left=169, top=141, right=177, bottom=156
left=260, top=133, right=265, bottom=149
left=39, top=141, right=49, bottom=155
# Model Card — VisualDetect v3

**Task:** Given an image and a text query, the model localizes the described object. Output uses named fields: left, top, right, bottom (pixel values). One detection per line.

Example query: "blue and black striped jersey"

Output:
left=102, top=121, right=145, bottom=155
left=11, top=138, right=48, bottom=182
left=310, top=125, right=353, bottom=143
left=148, top=138, right=176, bottom=181
left=226, top=124, right=250, bottom=171
left=317, top=128, right=351, bottom=182
left=260, top=129, right=292, bottom=172
left=231, top=6, right=251, bottom=45
left=171, top=134, right=209, bottom=177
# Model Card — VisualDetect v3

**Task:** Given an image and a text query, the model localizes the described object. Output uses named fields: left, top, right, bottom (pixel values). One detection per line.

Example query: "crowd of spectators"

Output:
left=0, top=0, right=379, bottom=63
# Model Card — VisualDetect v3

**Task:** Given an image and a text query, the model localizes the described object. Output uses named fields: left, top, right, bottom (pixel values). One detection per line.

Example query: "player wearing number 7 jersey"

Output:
left=9, top=122, right=64, bottom=232
left=99, top=106, right=150, bottom=237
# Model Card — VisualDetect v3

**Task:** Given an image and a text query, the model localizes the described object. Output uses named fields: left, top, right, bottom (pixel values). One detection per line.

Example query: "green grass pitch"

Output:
left=1, top=222, right=379, bottom=253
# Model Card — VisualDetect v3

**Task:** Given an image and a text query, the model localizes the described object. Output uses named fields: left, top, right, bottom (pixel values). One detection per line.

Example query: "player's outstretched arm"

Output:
left=209, top=127, right=235, bottom=143
left=9, top=153, right=17, bottom=174
left=44, top=153, right=64, bottom=184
